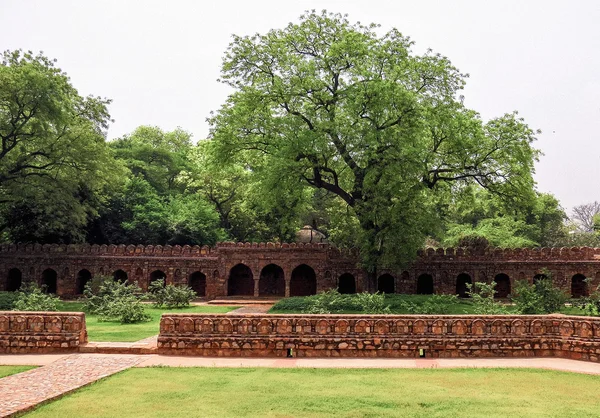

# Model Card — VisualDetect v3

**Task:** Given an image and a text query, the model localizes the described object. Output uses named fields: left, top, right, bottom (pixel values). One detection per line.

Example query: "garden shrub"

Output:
left=399, top=294, right=460, bottom=314
left=466, top=281, right=508, bottom=314
left=148, top=279, right=196, bottom=308
left=512, top=277, right=566, bottom=314
left=272, top=290, right=390, bottom=314
left=12, top=282, right=59, bottom=311
left=0, top=291, right=19, bottom=310
left=578, top=281, right=600, bottom=316
left=83, top=276, right=150, bottom=323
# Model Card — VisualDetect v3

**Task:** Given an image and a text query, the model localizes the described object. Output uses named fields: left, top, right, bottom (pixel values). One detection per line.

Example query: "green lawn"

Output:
left=24, top=367, right=600, bottom=417
left=0, top=365, right=36, bottom=378
left=57, top=302, right=237, bottom=342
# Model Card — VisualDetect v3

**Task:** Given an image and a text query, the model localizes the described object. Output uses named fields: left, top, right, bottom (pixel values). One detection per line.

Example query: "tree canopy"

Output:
left=209, top=11, right=540, bottom=269
left=0, top=50, right=119, bottom=242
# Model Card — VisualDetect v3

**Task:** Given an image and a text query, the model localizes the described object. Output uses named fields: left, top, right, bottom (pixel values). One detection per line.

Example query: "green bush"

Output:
left=399, top=294, right=460, bottom=314
left=83, top=276, right=150, bottom=323
left=0, top=292, right=19, bottom=310
left=353, top=292, right=391, bottom=314
left=148, top=279, right=196, bottom=308
left=12, top=282, right=59, bottom=311
left=466, top=281, right=508, bottom=315
left=578, top=281, right=600, bottom=316
left=272, top=290, right=390, bottom=314
left=512, top=278, right=566, bottom=314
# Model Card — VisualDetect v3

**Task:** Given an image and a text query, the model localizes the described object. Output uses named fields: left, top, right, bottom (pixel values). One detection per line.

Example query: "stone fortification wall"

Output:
left=1, top=242, right=600, bottom=298
left=158, top=314, right=600, bottom=361
left=0, top=311, right=87, bottom=354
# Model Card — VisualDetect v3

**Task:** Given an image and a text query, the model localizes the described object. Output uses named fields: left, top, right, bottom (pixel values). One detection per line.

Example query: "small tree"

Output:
left=13, top=282, right=59, bottom=311
left=148, top=279, right=196, bottom=309
left=83, top=276, right=150, bottom=323
left=466, top=281, right=508, bottom=315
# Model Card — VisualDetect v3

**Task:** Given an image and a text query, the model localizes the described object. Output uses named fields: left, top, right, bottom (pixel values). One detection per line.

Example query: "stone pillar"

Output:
left=254, top=278, right=259, bottom=297
left=284, top=272, right=290, bottom=298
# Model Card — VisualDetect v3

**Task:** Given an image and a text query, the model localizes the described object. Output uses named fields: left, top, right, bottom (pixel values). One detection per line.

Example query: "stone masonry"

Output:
left=158, top=313, right=600, bottom=361
left=0, top=311, right=87, bottom=354
left=1, top=242, right=600, bottom=299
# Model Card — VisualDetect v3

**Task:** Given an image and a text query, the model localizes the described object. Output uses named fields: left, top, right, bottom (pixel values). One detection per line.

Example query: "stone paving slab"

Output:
left=0, top=354, right=144, bottom=417
left=0, top=354, right=68, bottom=366
left=226, top=304, right=274, bottom=314
left=135, top=355, right=600, bottom=375
left=79, top=335, right=158, bottom=354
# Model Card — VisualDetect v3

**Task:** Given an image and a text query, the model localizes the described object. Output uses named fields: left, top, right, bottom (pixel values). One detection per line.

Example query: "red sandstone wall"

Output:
left=1, top=242, right=600, bottom=298
left=0, top=311, right=87, bottom=354
left=158, top=314, right=600, bottom=361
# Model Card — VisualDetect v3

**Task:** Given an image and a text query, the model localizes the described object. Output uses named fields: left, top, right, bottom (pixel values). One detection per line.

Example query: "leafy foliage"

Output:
left=0, top=291, right=19, bottom=310
left=466, top=281, right=508, bottom=314
left=209, top=11, right=540, bottom=269
left=148, top=279, right=196, bottom=308
left=439, top=188, right=566, bottom=248
left=83, top=276, right=150, bottom=323
left=12, top=282, right=59, bottom=311
left=398, top=294, right=460, bottom=314
left=0, top=50, right=121, bottom=243
left=272, top=290, right=390, bottom=314
left=512, top=276, right=566, bottom=314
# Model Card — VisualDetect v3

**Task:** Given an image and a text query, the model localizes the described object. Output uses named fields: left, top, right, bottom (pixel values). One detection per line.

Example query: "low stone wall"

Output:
left=0, top=311, right=87, bottom=354
left=158, top=314, right=600, bottom=361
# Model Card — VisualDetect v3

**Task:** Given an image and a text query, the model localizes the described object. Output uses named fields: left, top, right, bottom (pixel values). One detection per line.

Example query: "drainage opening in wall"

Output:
left=419, top=349, right=425, bottom=358
left=287, top=348, right=294, bottom=358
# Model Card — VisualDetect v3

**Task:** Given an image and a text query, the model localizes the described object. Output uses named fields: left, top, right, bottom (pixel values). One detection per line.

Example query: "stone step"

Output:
left=80, top=336, right=158, bottom=355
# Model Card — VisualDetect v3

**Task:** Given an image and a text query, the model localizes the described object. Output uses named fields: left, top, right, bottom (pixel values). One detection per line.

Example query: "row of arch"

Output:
left=3, top=267, right=593, bottom=298
left=414, top=272, right=590, bottom=298
left=4, top=268, right=208, bottom=296
left=227, top=263, right=360, bottom=296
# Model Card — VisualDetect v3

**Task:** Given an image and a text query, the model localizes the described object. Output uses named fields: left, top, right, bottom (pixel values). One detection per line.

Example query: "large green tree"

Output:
left=209, top=11, right=539, bottom=276
left=439, top=188, right=566, bottom=248
left=0, top=50, right=119, bottom=242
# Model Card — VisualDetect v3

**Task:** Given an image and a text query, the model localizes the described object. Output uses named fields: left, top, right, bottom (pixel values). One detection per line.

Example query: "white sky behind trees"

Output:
left=1, top=0, right=599, bottom=212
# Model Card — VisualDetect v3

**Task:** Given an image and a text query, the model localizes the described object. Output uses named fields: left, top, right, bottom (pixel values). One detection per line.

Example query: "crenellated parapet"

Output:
left=417, top=246, right=600, bottom=261
left=1, top=242, right=600, bottom=299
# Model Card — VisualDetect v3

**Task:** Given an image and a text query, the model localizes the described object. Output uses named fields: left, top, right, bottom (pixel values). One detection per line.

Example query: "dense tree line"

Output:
left=0, top=13, right=596, bottom=271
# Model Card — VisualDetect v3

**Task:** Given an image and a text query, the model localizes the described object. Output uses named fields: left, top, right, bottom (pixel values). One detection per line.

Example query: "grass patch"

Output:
left=24, top=367, right=600, bottom=417
left=270, top=294, right=588, bottom=315
left=57, top=301, right=237, bottom=342
left=0, top=365, right=36, bottom=378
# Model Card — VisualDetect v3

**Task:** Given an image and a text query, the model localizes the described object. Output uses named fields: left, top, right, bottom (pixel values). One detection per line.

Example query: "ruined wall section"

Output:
left=0, top=311, right=87, bottom=354
left=1, top=243, right=600, bottom=297
left=158, top=313, right=600, bottom=361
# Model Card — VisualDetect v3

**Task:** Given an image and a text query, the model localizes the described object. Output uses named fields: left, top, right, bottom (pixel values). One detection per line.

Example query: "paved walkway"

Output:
left=226, top=304, right=274, bottom=314
left=0, top=354, right=144, bottom=417
left=134, top=356, right=600, bottom=375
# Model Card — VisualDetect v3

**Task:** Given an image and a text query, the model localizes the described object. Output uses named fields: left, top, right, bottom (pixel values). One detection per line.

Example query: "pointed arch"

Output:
left=113, top=269, right=128, bottom=283
left=150, top=270, right=167, bottom=287
left=338, top=273, right=356, bottom=294
left=259, top=264, right=285, bottom=296
left=571, top=274, right=588, bottom=298
left=417, top=274, right=434, bottom=294
left=75, top=269, right=92, bottom=295
left=41, top=268, right=57, bottom=294
left=290, top=264, right=316, bottom=296
left=189, top=271, right=206, bottom=297
left=456, top=273, right=472, bottom=298
left=377, top=274, right=395, bottom=294
left=228, top=264, right=254, bottom=296
left=6, top=268, right=22, bottom=292
left=494, top=273, right=511, bottom=298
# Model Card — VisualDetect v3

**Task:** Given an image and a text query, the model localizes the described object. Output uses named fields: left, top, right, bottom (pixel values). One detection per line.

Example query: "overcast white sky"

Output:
left=1, top=0, right=599, bottom=212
